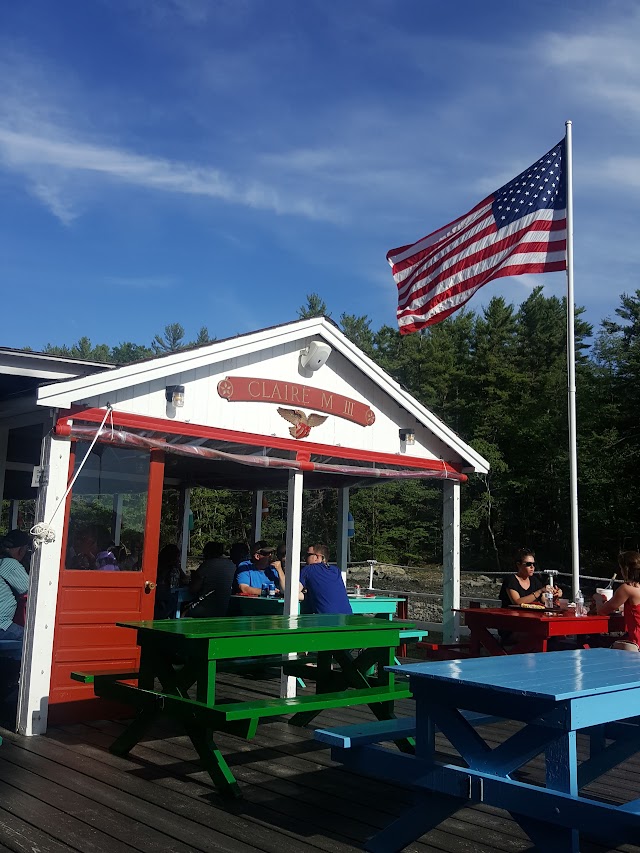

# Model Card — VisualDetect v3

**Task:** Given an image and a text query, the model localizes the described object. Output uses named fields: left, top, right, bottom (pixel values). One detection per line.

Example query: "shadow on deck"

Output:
left=1, top=665, right=639, bottom=853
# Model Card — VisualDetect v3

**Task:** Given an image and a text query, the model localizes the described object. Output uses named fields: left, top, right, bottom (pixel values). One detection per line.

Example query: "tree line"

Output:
left=34, top=287, right=640, bottom=574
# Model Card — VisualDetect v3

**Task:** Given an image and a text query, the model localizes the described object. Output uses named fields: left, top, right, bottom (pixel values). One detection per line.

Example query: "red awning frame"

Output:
left=61, top=424, right=467, bottom=483
left=55, top=407, right=467, bottom=480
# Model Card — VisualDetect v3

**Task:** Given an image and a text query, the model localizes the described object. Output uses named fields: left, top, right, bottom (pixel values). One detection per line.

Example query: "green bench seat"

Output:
left=70, top=670, right=140, bottom=684
left=216, top=683, right=411, bottom=721
left=71, top=669, right=410, bottom=724
left=71, top=656, right=309, bottom=684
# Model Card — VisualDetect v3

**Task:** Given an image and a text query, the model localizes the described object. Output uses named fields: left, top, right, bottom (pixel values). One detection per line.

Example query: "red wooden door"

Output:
left=48, top=448, right=164, bottom=725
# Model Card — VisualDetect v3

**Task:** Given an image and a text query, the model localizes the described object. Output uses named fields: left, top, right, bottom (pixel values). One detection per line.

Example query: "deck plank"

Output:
left=1, top=666, right=640, bottom=853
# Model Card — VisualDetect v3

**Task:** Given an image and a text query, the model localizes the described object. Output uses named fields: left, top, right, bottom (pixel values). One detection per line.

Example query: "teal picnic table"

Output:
left=73, top=613, right=413, bottom=797
left=229, top=593, right=405, bottom=618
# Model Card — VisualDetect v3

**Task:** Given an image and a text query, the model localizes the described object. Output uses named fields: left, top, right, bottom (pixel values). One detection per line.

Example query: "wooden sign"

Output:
left=217, top=377, right=375, bottom=428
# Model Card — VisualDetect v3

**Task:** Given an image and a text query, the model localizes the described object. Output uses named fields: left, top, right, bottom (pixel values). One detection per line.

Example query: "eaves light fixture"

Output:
left=165, top=385, right=185, bottom=408
left=399, top=428, right=415, bottom=445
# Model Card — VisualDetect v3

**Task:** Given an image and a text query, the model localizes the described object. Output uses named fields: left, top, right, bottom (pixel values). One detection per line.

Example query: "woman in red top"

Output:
left=599, top=551, right=640, bottom=650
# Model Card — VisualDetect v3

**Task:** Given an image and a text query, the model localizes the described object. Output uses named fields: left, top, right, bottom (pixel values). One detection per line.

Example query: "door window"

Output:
left=65, top=442, right=150, bottom=571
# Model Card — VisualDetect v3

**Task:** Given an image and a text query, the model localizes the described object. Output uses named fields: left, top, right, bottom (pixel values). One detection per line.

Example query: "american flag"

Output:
left=389, top=139, right=567, bottom=335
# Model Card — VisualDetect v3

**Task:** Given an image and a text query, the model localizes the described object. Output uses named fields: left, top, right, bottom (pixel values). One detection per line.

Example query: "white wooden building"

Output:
left=0, top=318, right=489, bottom=735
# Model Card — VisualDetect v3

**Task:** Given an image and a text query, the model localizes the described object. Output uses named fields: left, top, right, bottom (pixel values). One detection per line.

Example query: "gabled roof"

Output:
left=0, top=346, right=114, bottom=405
left=36, top=317, right=489, bottom=474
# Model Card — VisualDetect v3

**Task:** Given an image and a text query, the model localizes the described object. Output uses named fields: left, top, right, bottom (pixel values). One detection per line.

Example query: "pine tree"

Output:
left=152, top=323, right=186, bottom=354
left=297, top=294, right=330, bottom=319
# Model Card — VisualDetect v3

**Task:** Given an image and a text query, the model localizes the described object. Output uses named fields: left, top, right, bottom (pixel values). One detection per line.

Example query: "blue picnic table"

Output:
left=316, top=648, right=640, bottom=853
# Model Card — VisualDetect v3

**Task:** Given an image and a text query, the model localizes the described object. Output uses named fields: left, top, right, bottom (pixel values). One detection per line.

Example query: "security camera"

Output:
left=299, top=341, right=331, bottom=372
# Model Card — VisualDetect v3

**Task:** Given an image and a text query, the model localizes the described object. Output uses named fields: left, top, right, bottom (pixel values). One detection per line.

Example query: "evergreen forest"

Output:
left=33, top=288, right=640, bottom=574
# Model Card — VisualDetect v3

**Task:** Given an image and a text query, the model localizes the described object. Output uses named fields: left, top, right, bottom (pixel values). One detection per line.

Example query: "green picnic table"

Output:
left=72, top=613, right=414, bottom=797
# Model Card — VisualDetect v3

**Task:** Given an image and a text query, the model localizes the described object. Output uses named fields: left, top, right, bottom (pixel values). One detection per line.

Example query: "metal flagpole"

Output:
left=565, top=120, right=580, bottom=599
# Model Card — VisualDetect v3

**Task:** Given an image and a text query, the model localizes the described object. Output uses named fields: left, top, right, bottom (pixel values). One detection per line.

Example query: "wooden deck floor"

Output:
left=1, top=666, right=640, bottom=853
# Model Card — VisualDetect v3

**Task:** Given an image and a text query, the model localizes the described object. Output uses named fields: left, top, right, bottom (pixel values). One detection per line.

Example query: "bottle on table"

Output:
left=575, top=589, right=585, bottom=616
left=354, top=584, right=362, bottom=597
left=268, top=581, right=277, bottom=597
left=543, top=589, right=554, bottom=610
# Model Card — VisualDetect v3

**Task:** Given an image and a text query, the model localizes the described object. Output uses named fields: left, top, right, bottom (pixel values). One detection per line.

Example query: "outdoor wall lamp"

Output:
left=165, top=385, right=185, bottom=408
left=399, top=428, right=415, bottom=445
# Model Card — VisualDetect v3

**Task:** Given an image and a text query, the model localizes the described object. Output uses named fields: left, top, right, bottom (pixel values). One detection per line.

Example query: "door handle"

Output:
left=144, top=581, right=157, bottom=593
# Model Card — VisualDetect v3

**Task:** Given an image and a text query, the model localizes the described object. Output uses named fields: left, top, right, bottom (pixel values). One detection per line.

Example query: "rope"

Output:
left=30, top=405, right=114, bottom=549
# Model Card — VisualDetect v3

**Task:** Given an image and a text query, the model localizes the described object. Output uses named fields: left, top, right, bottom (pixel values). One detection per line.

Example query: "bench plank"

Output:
left=315, top=717, right=417, bottom=748
left=218, top=685, right=411, bottom=721
left=90, top=676, right=410, bottom=728
left=314, top=709, right=503, bottom=748
left=70, top=670, right=140, bottom=684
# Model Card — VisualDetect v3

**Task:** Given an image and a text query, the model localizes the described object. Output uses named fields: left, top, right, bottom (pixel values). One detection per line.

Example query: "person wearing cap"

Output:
left=0, top=529, right=31, bottom=643
left=233, top=540, right=284, bottom=595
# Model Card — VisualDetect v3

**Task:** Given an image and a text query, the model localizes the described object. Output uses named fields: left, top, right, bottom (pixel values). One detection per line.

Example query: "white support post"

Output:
left=112, top=493, right=124, bottom=545
left=252, top=489, right=263, bottom=542
left=17, top=430, right=71, bottom=736
left=336, top=487, right=349, bottom=574
left=179, top=487, right=191, bottom=573
left=442, top=479, right=461, bottom=644
left=9, top=501, right=20, bottom=529
left=564, top=120, right=581, bottom=600
left=281, top=469, right=303, bottom=698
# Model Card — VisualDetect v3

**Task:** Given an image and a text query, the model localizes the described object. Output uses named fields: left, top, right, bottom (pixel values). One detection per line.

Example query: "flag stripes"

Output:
left=389, top=139, right=567, bottom=334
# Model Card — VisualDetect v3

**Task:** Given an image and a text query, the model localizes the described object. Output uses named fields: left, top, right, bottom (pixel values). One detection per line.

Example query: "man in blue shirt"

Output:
left=299, top=543, right=352, bottom=615
left=233, top=541, right=283, bottom=595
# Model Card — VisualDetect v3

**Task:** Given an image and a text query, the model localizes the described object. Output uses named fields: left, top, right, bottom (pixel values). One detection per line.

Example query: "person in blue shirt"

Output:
left=233, top=540, right=284, bottom=595
left=299, top=543, right=352, bottom=615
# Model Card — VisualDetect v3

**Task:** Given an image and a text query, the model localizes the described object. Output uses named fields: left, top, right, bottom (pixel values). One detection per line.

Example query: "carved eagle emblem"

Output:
left=277, top=408, right=328, bottom=439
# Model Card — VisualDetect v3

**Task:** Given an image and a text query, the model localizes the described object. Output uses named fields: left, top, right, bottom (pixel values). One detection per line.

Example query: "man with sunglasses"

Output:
left=499, top=549, right=561, bottom=607
left=299, top=544, right=352, bottom=615
left=232, top=540, right=284, bottom=596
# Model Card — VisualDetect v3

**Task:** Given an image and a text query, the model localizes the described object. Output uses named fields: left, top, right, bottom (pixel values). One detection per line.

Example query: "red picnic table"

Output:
left=457, top=607, right=625, bottom=656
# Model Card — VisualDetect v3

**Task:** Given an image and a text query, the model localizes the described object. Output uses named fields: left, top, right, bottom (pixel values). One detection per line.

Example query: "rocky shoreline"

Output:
left=347, top=563, right=503, bottom=625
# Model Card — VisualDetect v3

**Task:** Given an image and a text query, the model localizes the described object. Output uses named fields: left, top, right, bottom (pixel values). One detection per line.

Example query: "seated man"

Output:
left=233, top=541, right=283, bottom=595
left=299, top=544, right=352, bottom=615
left=188, top=541, right=236, bottom=617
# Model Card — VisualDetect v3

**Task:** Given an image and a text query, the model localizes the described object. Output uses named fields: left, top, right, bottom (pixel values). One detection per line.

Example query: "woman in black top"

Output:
left=499, top=549, right=561, bottom=607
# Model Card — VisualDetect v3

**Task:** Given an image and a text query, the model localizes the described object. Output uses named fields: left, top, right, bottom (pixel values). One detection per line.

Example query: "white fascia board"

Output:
left=320, top=325, right=490, bottom=474
left=0, top=351, right=114, bottom=378
left=36, top=318, right=324, bottom=409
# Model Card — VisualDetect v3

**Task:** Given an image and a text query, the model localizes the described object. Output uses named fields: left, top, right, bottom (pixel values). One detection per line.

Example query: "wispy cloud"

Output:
left=0, top=124, right=342, bottom=224
left=537, top=6, right=640, bottom=120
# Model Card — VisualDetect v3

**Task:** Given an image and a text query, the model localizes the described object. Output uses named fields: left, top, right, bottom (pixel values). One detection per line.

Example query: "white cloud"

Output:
left=28, top=180, right=78, bottom=225
left=538, top=7, right=640, bottom=119
left=0, top=124, right=342, bottom=224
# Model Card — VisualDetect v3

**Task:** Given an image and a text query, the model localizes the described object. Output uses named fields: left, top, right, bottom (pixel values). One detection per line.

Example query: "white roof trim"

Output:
left=36, top=319, right=322, bottom=408
left=0, top=349, right=114, bottom=380
left=35, top=317, right=490, bottom=473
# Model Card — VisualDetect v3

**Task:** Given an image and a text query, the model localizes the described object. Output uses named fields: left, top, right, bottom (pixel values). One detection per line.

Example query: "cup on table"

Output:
left=557, top=598, right=570, bottom=611
left=594, top=588, right=613, bottom=613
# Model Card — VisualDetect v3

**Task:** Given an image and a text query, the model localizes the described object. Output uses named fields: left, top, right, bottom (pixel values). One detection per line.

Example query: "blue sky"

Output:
left=1, top=0, right=639, bottom=352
